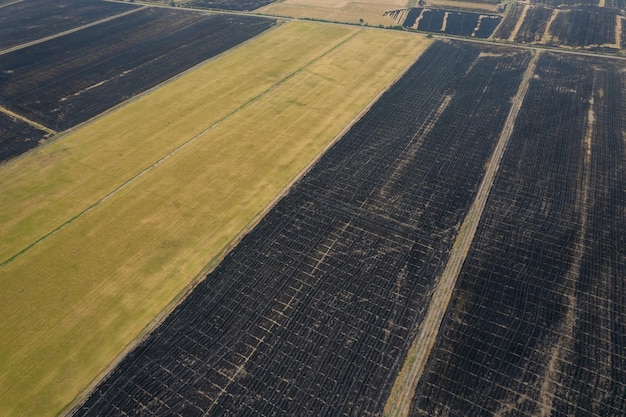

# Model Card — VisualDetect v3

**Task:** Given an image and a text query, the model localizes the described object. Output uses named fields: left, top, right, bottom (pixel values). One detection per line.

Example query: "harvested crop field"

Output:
left=402, top=8, right=502, bottom=38
left=514, top=5, right=553, bottom=43
left=0, top=23, right=429, bottom=417
left=0, top=0, right=136, bottom=51
left=258, top=0, right=407, bottom=26
left=409, top=52, right=626, bottom=416
left=71, top=40, right=532, bottom=417
left=184, top=0, right=276, bottom=11
left=496, top=4, right=620, bottom=49
left=548, top=7, right=618, bottom=48
left=0, top=8, right=275, bottom=132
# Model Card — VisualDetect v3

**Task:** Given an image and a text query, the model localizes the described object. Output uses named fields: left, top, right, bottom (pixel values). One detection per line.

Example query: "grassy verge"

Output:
left=0, top=22, right=430, bottom=417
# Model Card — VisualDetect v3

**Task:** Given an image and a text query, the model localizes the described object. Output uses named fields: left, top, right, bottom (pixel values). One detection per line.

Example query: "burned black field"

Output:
left=184, top=0, right=277, bottom=11
left=72, top=41, right=533, bottom=416
left=402, top=8, right=502, bottom=38
left=0, top=0, right=136, bottom=51
left=410, top=53, right=626, bottom=416
left=0, top=112, right=49, bottom=161
left=3, top=1, right=625, bottom=414
left=0, top=8, right=275, bottom=133
left=495, top=4, right=621, bottom=50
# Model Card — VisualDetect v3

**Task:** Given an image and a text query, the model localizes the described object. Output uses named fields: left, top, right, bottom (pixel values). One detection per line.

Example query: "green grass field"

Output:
left=0, top=22, right=430, bottom=417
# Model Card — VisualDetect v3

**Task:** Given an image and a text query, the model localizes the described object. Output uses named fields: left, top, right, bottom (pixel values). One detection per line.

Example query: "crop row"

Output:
left=403, top=8, right=501, bottom=38
left=72, top=41, right=530, bottom=416
left=410, top=53, right=626, bottom=416
left=0, top=8, right=275, bottom=133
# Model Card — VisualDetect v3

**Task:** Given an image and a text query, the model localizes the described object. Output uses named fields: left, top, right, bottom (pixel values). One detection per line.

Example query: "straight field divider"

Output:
left=383, top=50, right=540, bottom=417
left=0, top=28, right=363, bottom=268
left=0, top=0, right=23, bottom=10
left=0, top=105, right=55, bottom=135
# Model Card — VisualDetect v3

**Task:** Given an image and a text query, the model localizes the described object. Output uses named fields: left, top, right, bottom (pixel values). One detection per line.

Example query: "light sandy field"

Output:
left=421, top=0, right=502, bottom=12
left=258, top=0, right=407, bottom=25
left=0, top=22, right=430, bottom=417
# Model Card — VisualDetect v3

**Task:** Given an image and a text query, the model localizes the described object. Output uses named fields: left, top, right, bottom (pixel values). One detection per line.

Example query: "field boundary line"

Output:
left=0, top=28, right=362, bottom=268
left=0, top=0, right=22, bottom=9
left=0, top=6, right=146, bottom=56
left=383, top=50, right=540, bottom=417
left=508, top=3, right=528, bottom=42
left=0, top=105, right=55, bottom=134
left=62, top=33, right=432, bottom=417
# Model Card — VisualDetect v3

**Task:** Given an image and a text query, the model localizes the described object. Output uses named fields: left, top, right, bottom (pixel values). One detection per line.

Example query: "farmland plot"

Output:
left=72, top=41, right=531, bottom=416
left=548, top=7, right=617, bottom=48
left=0, top=8, right=275, bottom=132
left=0, top=0, right=136, bottom=51
left=403, top=8, right=501, bottom=38
left=606, top=0, right=626, bottom=8
left=0, top=23, right=429, bottom=417
left=493, top=2, right=524, bottom=39
left=410, top=53, right=626, bottom=416
left=258, top=0, right=407, bottom=26
left=531, top=0, right=598, bottom=6
left=514, top=5, right=553, bottom=43
left=184, top=0, right=277, bottom=11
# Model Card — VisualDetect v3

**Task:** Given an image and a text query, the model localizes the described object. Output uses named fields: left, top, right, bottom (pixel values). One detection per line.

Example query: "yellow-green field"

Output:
left=0, top=22, right=430, bottom=417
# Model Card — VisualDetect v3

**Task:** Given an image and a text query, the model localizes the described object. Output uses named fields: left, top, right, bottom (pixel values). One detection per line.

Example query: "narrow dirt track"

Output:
left=0, top=105, right=55, bottom=134
left=383, top=50, right=540, bottom=417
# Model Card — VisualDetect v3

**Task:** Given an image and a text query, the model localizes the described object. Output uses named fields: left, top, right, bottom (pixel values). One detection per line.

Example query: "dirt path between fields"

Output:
left=508, top=3, right=528, bottom=42
left=0, top=105, right=55, bottom=134
left=383, top=50, right=540, bottom=417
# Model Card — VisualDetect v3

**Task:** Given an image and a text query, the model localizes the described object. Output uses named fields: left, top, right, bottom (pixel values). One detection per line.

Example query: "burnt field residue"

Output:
left=185, top=0, right=277, bottom=12
left=495, top=4, right=620, bottom=49
left=71, top=41, right=530, bottom=416
left=402, top=8, right=502, bottom=38
left=0, top=0, right=137, bottom=51
left=410, top=53, right=626, bottom=416
left=0, top=111, right=50, bottom=162
left=0, top=8, right=275, bottom=132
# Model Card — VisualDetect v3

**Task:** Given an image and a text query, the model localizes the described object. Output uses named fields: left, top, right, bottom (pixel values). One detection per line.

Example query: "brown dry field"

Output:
left=258, top=0, right=407, bottom=25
